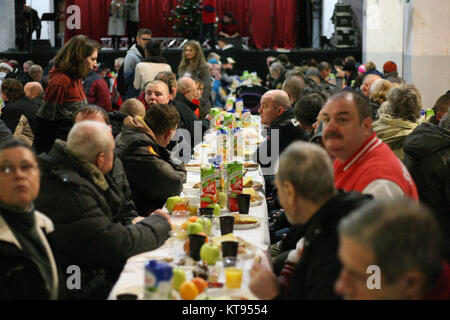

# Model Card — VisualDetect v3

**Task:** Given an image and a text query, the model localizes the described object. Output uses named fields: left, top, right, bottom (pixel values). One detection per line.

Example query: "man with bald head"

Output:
left=360, top=74, right=381, bottom=97
left=255, top=89, right=309, bottom=175
left=140, top=80, right=171, bottom=110
left=24, top=81, right=44, bottom=107
left=282, top=75, right=306, bottom=107
left=172, top=77, right=202, bottom=151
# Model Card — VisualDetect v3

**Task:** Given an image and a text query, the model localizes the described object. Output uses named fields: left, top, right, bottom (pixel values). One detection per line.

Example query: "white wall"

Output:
left=403, top=0, right=450, bottom=108
left=363, top=0, right=450, bottom=108
left=363, top=0, right=404, bottom=76
left=26, top=0, right=55, bottom=47
left=0, top=1, right=16, bottom=52
left=322, top=0, right=338, bottom=39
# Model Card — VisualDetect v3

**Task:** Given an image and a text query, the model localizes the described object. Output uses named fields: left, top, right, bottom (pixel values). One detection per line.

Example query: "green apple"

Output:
left=186, top=222, right=203, bottom=235
left=219, top=192, right=227, bottom=209
left=172, top=268, right=186, bottom=290
left=198, top=217, right=212, bottom=236
left=166, top=196, right=182, bottom=213
left=200, top=243, right=220, bottom=266
left=208, top=203, right=221, bottom=216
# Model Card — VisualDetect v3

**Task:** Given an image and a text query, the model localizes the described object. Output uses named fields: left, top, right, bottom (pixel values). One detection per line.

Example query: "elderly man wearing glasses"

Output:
left=0, top=139, right=59, bottom=299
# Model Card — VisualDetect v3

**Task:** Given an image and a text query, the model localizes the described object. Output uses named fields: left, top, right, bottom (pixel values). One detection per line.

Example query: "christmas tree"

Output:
left=169, top=0, right=202, bottom=39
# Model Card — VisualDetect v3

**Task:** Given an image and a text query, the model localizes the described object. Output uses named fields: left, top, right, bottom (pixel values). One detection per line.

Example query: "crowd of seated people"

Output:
left=1, top=30, right=449, bottom=300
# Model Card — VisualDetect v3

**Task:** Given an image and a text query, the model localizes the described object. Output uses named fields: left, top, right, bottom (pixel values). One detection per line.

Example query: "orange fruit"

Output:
left=181, top=221, right=191, bottom=230
left=179, top=281, right=199, bottom=300
left=189, top=216, right=199, bottom=223
left=173, top=203, right=189, bottom=212
left=183, top=239, right=190, bottom=255
left=191, top=277, right=208, bottom=294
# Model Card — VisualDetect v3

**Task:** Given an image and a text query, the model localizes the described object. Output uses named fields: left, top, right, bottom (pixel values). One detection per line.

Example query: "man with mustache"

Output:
left=321, top=90, right=418, bottom=200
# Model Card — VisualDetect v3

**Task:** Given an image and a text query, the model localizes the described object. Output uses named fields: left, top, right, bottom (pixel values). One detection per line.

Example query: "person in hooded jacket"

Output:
left=403, top=113, right=450, bottom=261
left=115, top=103, right=187, bottom=215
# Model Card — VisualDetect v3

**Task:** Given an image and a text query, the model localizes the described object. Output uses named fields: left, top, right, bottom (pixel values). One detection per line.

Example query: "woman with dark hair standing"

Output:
left=177, top=40, right=211, bottom=118
left=33, top=35, right=100, bottom=154
left=133, top=40, right=172, bottom=92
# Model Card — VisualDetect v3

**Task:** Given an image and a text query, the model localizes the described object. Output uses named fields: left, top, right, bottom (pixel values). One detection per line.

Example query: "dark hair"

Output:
left=224, top=11, right=233, bottom=18
left=145, top=39, right=162, bottom=57
left=329, top=90, right=372, bottom=122
left=433, top=93, right=450, bottom=113
left=54, top=35, right=100, bottom=79
left=144, top=104, right=180, bottom=136
left=332, top=57, right=344, bottom=67
left=294, top=93, right=325, bottom=127
left=301, top=82, right=329, bottom=101
left=0, top=138, right=38, bottom=163
left=1, top=78, right=25, bottom=101
left=155, top=71, right=177, bottom=96
left=73, top=104, right=110, bottom=125
left=277, top=54, right=290, bottom=65
left=137, top=28, right=152, bottom=38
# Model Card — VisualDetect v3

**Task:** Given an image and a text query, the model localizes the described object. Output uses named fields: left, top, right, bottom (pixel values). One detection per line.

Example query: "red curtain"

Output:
left=65, top=0, right=297, bottom=49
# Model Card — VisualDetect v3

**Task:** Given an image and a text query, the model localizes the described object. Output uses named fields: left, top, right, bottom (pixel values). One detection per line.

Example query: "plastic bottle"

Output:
left=144, top=260, right=173, bottom=300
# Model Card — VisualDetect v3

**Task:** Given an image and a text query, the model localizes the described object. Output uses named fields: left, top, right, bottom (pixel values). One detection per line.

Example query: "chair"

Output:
left=235, top=85, right=267, bottom=114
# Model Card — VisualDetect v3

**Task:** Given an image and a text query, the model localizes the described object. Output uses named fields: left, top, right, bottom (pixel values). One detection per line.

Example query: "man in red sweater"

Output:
left=321, top=90, right=418, bottom=200
left=83, top=64, right=112, bottom=112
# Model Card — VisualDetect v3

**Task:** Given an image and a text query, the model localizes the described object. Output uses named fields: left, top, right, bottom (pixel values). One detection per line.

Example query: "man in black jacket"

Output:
left=403, top=115, right=450, bottom=261
left=173, top=77, right=207, bottom=152
left=249, top=141, right=371, bottom=300
left=0, top=78, right=39, bottom=140
left=254, top=89, right=310, bottom=175
left=35, top=121, right=172, bottom=299
left=115, top=103, right=187, bottom=215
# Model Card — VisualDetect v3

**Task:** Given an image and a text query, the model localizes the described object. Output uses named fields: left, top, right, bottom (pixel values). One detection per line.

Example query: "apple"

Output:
left=208, top=203, right=221, bottom=216
left=198, top=217, right=212, bottom=236
left=172, top=268, right=186, bottom=290
left=186, top=222, right=203, bottom=235
left=166, top=196, right=182, bottom=213
left=200, top=243, right=220, bottom=266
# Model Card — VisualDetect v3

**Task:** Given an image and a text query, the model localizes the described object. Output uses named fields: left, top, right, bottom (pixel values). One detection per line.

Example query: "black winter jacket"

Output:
left=35, top=140, right=171, bottom=299
left=0, top=96, right=39, bottom=136
left=0, top=205, right=59, bottom=300
left=280, top=191, right=372, bottom=300
left=255, top=107, right=310, bottom=172
left=403, top=122, right=450, bottom=260
left=115, top=127, right=187, bottom=215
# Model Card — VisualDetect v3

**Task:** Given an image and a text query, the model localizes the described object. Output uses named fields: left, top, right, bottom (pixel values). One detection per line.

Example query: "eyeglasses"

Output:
left=0, top=163, right=38, bottom=176
left=140, top=37, right=151, bottom=41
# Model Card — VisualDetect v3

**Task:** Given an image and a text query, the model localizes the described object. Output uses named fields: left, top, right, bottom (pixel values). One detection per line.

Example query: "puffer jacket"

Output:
left=115, top=127, right=187, bottom=215
left=0, top=205, right=59, bottom=300
left=372, top=113, right=419, bottom=160
left=403, top=122, right=450, bottom=260
left=35, top=140, right=171, bottom=299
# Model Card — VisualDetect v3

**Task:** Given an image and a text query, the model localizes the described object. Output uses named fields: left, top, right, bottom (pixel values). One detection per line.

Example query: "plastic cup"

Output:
left=219, top=215, right=235, bottom=235
left=221, top=241, right=239, bottom=259
left=199, top=207, right=214, bottom=216
left=189, top=233, right=207, bottom=261
left=116, top=293, right=138, bottom=300
left=237, top=194, right=251, bottom=214
left=225, top=267, right=243, bottom=289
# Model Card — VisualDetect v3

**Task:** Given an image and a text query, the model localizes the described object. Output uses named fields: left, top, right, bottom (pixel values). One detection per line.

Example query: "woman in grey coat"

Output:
left=108, top=0, right=126, bottom=50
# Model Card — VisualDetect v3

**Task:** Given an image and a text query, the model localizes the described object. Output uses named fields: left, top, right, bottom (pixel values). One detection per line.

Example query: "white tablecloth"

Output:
left=109, top=118, right=270, bottom=300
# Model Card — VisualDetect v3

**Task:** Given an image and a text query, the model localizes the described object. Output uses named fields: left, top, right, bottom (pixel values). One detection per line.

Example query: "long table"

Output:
left=109, top=117, right=270, bottom=300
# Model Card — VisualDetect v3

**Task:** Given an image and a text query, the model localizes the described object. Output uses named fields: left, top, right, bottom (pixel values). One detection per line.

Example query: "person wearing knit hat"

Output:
left=0, top=62, right=13, bottom=74
left=383, top=60, right=399, bottom=80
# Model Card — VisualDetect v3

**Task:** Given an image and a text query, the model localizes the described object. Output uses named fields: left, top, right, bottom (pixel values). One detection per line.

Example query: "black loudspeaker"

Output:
left=31, top=40, right=52, bottom=53
left=335, top=27, right=358, bottom=48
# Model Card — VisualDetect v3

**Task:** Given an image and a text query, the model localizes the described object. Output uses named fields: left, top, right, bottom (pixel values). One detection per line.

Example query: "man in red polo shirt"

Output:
left=321, top=90, right=418, bottom=200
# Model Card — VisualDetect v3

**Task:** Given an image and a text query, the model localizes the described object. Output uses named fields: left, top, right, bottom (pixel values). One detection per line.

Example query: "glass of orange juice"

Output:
left=225, top=267, right=243, bottom=289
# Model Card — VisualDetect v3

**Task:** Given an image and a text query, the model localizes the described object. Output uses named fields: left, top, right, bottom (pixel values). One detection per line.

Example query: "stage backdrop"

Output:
left=65, top=0, right=297, bottom=49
